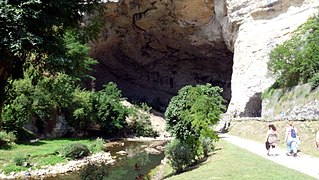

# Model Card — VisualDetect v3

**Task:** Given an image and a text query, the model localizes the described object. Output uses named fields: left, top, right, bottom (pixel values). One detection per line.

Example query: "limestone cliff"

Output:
left=225, top=0, right=319, bottom=117
left=91, top=0, right=319, bottom=116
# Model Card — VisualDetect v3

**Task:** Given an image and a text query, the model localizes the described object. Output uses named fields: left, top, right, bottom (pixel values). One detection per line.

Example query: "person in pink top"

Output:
left=265, top=124, right=278, bottom=156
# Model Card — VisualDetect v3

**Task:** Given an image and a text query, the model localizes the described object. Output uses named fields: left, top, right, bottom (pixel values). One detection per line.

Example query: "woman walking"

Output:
left=285, top=121, right=300, bottom=157
left=265, top=124, right=278, bottom=156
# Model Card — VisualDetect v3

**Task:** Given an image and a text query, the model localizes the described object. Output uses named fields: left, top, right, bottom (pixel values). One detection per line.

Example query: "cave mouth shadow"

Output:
left=240, top=92, right=262, bottom=117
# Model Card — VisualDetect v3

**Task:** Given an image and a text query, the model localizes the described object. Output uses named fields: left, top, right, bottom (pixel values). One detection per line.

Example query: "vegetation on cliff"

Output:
left=268, top=12, right=319, bottom=90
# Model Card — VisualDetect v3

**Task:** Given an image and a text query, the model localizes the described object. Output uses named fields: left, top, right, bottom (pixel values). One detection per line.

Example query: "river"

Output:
left=45, top=140, right=165, bottom=180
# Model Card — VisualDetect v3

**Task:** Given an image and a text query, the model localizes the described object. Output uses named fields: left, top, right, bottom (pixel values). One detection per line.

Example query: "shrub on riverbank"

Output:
left=0, top=130, right=16, bottom=147
left=129, top=103, right=158, bottom=137
left=88, top=137, right=105, bottom=154
left=0, top=138, right=105, bottom=174
left=2, top=72, right=129, bottom=141
left=80, top=161, right=110, bottom=180
left=165, top=139, right=195, bottom=173
left=59, top=143, right=91, bottom=160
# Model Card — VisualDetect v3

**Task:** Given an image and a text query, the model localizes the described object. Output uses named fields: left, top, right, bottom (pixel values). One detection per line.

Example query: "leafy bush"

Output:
left=68, top=89, right=95, bottom=129
left=129, top=103, right=158, bottom=137
left=200, top=137, right=215, bottom=157
left=2, top=81, right=34, bottom=135
left=79, top=162, right=110, bottom=180
left=0, top=130, right=16, bottom=147
left=2, top=69, right=129, bottom=139
left=165, top=84, right=224, bottom=165
left=89, top=138, right=105, bottom=154
left=13, top=155, right=25, bottom=166
left=134, top=116, right=157, bottom=137
left=2, top=73, right=77, bottom=138
left=165, top=139, right=195, bottom=173
left=268, top=13, right=319, bottom=88
left=95, top=82, right=129, bottom=135
left=59, top=143, right=90, bottom=159
left=309, top=73, right=319, bottom=89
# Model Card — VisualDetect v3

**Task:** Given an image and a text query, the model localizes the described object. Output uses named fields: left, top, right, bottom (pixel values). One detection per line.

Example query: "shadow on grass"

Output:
left=17, top=137, right=104, bottom=147
left=162, top=147, right=223, bottom=179
left=18, top=141, right=46, bottom=146
left=0, top=145, right=14, bottom=150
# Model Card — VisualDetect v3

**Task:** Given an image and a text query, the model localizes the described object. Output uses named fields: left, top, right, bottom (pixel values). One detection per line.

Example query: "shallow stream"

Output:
left=45, top=140, right=165, bottom=180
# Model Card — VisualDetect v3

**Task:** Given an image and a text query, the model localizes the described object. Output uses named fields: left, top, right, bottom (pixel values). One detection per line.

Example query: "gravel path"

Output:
left=220, top=133, right=319, bottom=179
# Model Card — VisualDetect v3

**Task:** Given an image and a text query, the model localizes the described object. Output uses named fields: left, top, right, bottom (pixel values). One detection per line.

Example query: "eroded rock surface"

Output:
left=92, top=0, right=319, bottom=117
left=226, top=0, right=319, bottom=117
left=91, top=0, right=233, bottom=110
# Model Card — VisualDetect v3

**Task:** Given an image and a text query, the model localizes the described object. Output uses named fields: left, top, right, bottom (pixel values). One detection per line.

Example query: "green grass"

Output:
left=163, top=140, right=315, bottom=180
left=228, top=120, right=319, bottom=157
left=0, top=138, right=99, bottom=174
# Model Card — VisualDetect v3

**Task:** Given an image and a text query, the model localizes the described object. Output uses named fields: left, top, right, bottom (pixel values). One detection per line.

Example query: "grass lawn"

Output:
left=163, top=140, right=315, bottom=180
left=0, top=138, right=99, bottom=174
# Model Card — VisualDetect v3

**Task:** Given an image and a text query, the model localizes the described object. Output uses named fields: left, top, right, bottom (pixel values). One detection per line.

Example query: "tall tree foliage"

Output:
left=165, top=84, right=225, bottom=151
left=165, top=84, right=225, bottom=171
left=0, top=0, right=102, bottom=127
left=268, top=13, right=319, bottom=89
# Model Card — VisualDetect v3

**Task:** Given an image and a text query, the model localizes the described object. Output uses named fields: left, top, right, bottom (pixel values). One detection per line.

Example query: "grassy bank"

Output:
left=0, top=138, right=99, bottom=174
left=228, top=120, right=319, bottom=157
left=163, top=140, right=315, bottom=180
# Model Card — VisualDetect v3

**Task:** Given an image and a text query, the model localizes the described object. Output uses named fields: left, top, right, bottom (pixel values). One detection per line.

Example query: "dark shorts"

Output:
left=265, top=141, right=275, bottom=150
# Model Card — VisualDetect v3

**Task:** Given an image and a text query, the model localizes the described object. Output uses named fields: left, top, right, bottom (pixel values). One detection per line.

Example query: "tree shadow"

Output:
left=18, top=141, right=46, bottom=146
left=0, top=145, right=14, bottom=150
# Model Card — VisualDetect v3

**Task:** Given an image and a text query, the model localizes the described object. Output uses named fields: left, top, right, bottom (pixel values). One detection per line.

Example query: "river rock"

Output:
left=144, top=147, right=161, bottom=155
left=116, top=150, right=128, bottom=155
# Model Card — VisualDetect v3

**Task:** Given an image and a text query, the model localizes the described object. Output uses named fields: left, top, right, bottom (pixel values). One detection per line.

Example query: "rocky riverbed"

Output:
left=0, top=152, right=115, bottom=180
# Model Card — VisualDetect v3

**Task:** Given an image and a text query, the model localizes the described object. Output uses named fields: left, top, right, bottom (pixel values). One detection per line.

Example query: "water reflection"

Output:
left=102, top=140, right=165, bottom=180
left=48, top=140, right=165, bottom=180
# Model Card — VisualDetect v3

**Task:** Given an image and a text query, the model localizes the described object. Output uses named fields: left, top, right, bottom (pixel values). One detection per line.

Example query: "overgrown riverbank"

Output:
left=0, top=138, right=111, bottom=178
left=0, top=136, right=169, bottom=179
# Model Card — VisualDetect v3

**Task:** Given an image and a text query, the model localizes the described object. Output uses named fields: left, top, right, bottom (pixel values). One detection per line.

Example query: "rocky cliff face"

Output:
left=91, top=0, right=319, bottom=115
left=91, top=0, right=233, bottom=110
left=225, top=0, right=319, bottom=117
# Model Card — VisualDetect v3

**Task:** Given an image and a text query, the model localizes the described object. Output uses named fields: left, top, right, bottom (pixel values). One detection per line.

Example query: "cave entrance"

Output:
left=91, top=0, right=234, bottom=112
left=240, top=93, right=262, bottom=117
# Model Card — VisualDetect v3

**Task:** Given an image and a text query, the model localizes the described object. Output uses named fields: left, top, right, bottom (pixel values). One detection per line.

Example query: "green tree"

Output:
left=268, top=13, right=319, bottom=89
left=0, top=0, right=102, bottom=127
left=94, top=82, right=129, bottom=135
left=165, top=84, right=225, bottom=157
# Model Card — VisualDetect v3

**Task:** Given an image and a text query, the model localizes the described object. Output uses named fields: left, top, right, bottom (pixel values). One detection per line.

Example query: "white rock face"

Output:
left=224, top=0, right=319, bottom=117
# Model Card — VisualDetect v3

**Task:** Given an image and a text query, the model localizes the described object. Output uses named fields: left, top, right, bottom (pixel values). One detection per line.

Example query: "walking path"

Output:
left=220, top=133, right=319, bottom=179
